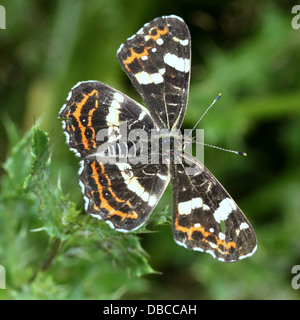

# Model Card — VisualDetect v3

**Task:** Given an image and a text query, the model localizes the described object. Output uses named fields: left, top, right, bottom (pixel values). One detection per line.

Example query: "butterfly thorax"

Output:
left=149, top=128, right=187, bottom=165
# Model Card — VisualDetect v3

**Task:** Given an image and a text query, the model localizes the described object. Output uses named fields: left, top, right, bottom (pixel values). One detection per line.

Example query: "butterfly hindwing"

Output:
left=171, top=153, right=257, bottom=262
left=80, top=158, right=169, bottom=231
left=117, top=15, right=191, bottom=130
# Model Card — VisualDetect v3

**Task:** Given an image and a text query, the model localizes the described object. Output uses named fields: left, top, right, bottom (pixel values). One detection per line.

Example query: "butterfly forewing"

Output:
left=117, top=15, right=191, bottom=130
left=59, top=81, right=154, bottom=158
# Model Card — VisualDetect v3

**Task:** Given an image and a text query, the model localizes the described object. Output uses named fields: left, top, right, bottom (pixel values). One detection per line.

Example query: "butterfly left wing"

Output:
left=58, top=80, right=170, bottom=232
left=171, top=153, right=257, bottom=262
left=79, top=158, right=170, bottom=232
left=117, top=15, right=191, bottom=130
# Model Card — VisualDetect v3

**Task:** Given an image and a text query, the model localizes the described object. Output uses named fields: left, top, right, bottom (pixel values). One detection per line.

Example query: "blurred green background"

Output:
left=1, top=0, right=300, bottom=300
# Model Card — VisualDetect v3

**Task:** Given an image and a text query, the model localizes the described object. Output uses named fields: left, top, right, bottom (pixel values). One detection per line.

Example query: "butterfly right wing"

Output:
left=117, top=15, right=191, bottom=130
left=171, top=153, right=257, bottom=262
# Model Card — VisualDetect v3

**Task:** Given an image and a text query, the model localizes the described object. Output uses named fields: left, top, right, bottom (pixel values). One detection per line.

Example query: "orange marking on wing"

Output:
left=175, top=216, right=237, bottom=253
left=90, top=161, right=138, bottom=221
left=93, top=202, right=99, bottom=211
left=72, top=89, right=98, bottom=150
left=99, top=163, right=126, bottom=204
left=123, top=47, right=149, bottom=70
left=122, top=25, right=168, bottom=71
left=148, top=26, right=168, bottom=41
left=126, top=200, right=133, bottom=207
left=87, top=99, right=98, bottom=148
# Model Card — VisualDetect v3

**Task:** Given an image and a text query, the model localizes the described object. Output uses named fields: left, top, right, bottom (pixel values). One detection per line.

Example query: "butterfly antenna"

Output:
left=192, top=138, right=247, bottom=157
left=187, top=93, right=222, bottom=139
left=187, top=93, right=247, bottom=156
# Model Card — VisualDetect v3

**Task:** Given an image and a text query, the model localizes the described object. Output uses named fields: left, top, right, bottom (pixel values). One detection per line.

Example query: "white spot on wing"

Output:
left=148, top=195, right=158, bottom=207
left=113, top=92, right=124, bottom=103
left=163, top=53, right=190, bottom=73
left=66, top=90, right=72, bottom=101
left=203, top=204, right=210, bottom=211
left=213, top=198, right=237, bottom=223
left=59, top=103, right=67, bottom=115
left=240, top=222, right=249, bottom=230
left=151, top=72, right=164, bottom=84
left=78, top=160, right=84, bottom=175
left=157, top=173, right=168, bottom=181
left=135, top=71, right=164, bottom=84
left=116, top=163, right=154, bottom=204
left=192, top=197, right=203, bottom=208
left=175, top=239, right=188, bottom=249
left=218, top=232, right=225, bottom=240
left=69, top=147, right=81, bottom=157
left=117, top=43, right=124, bottom=54
left=178, top=197, right=205, bottom=215
left=238, top=245, right=257, bottom=261
left=172, top=36, right=189, bottom=46
left=106, top=106, right=120, bottom=126
left=71, top=80, right=97, bottom=91
left=156, top=38, right=164, bottom=45
left=83, top=196, right=89, bottom=210
left=111, top=100, right=120, bottom=109
left=138, top=110, right=147, bottom=121
left=166, top=15, right=185, bottom=22
left=178, top=200, right=192, bottom=215
left=90, top=213, right=102, bottom=220
left=135, top=71, right=153, bottom=85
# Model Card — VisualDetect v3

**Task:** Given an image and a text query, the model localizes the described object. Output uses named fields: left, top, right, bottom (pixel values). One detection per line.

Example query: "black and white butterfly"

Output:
left=58, top=15, right=257, bottom=262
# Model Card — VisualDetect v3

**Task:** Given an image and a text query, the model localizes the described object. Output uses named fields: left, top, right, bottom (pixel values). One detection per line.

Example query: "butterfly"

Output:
left=58, top=15, right=257, bottom=262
